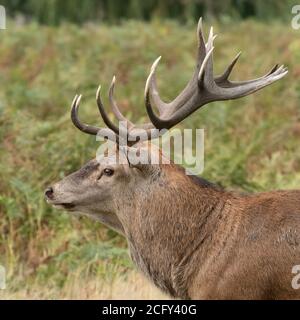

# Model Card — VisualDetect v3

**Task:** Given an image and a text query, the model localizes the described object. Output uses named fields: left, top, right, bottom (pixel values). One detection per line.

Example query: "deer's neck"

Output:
left=121, top=164, right=234, bottom=299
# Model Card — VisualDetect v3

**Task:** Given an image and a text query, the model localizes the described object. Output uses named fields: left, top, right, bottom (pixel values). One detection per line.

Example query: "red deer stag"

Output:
left=45, top=19, right=299, bottom=299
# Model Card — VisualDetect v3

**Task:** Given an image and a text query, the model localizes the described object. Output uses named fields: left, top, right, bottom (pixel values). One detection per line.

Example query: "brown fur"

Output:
left=46, top=155, right=300, bottom=299
left=124, top=165, right=300, bottom=299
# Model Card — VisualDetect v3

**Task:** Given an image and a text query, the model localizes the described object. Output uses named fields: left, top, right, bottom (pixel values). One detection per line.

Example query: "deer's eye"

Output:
left=103, top=168, right=114, bottom=177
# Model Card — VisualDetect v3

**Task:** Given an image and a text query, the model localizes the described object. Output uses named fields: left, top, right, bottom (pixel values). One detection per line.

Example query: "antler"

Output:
left=144, top=18, right=288, bottom=129
left=71, top=85, right=160, bottom=146
left=71, top=17, right=288, bottom=144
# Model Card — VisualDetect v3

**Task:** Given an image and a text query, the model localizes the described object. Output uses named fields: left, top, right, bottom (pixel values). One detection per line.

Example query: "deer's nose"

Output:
left=45, top=187, right=54, bottom=200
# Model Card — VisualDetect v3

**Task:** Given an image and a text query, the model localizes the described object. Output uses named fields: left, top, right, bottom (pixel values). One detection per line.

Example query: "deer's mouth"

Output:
left=44, top=189, right=76, bottom=211
left=60, top=203, right=75, bottom=209
left=52, top=202, right=76, bottom=210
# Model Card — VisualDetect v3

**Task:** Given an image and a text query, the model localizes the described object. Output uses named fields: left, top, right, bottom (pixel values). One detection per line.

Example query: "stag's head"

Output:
left=45, top=18, right=287, bottom=234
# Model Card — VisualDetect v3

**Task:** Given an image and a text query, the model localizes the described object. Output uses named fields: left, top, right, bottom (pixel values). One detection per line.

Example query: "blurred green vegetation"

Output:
left=0, top=18, right=300, bottom=297
left=1, top=0, right=298, bottom=25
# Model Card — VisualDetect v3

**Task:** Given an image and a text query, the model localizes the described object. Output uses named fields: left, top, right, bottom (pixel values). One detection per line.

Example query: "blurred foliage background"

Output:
left=1, top=0, right=297, bottom=24
left=1, top=0, right=300, bottom=298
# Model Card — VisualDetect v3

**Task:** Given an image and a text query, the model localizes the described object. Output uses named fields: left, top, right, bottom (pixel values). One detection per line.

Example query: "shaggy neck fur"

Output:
left=117, top=164, right=234, bottom=299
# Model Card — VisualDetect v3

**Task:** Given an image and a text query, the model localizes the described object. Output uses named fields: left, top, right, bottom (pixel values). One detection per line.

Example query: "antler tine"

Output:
left=96, top=85, right=124, bottom=135
left=198, top=46, right=214, bottom=82
left=206, top=26, right=213, bottom=49
left=71, top=94, right=98, bottom=135
left=265, top=64, right=279, bottom=77
left=144, top=58, right=169, bottom=129
left=108, top=76, right=134, bottom=128
left=143, top=56, right=167, bottom=115
left=71, top=94, right=116, bottom=140
left=96, top=83, right=144, bottom=142
left=203, top=26, right=217, bottom=86
left=216, top=51, right=242, bottom=83
left=196, top=17, right=206, bottom=63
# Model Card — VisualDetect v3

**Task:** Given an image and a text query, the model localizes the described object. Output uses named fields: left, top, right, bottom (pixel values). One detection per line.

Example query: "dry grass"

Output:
left=0, top=271, right=168, bottom=300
